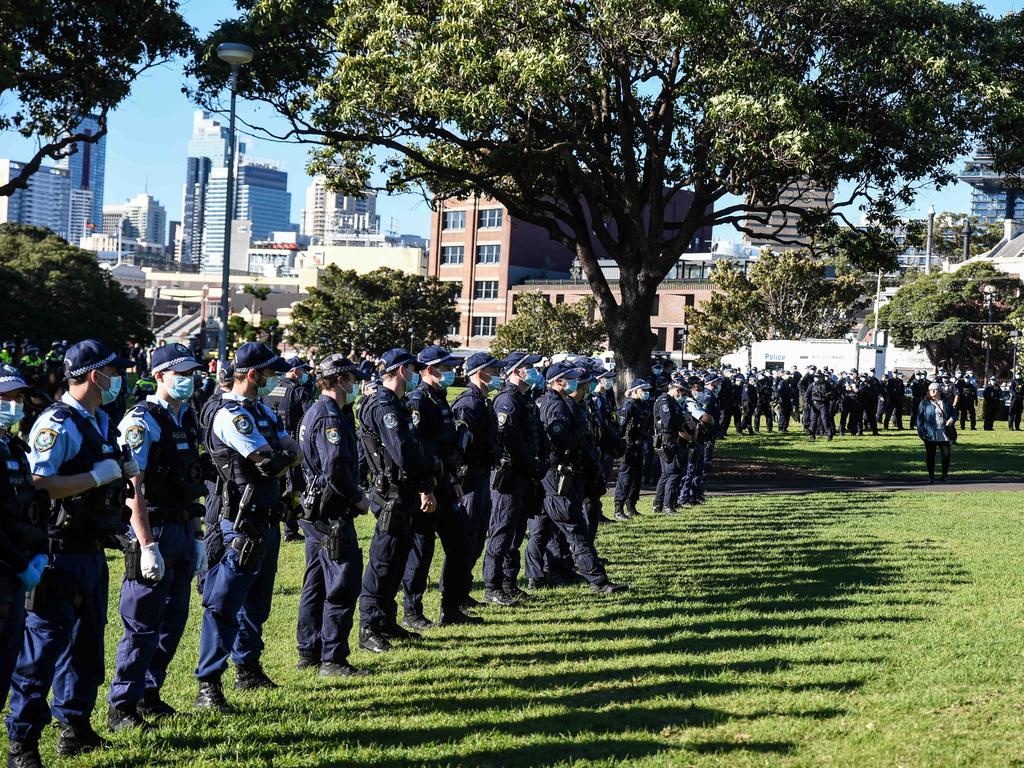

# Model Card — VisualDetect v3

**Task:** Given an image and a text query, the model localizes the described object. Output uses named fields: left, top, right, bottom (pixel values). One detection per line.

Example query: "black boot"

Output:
left=401, top=612, right=434, bottom=631
left=108, top=704, right=152, bottom=732
left=591, top=581, right=629, bottom=595
left=504, top=584, right=533, bottom=602
left=483, top=589, right=518, bottom=606
left=137, top=688, right=176, bottom=718
left=625, top=502, right=639, bottom=517
left=195, top=679, right=234, bottom=713
left=319, top=661, right=370, bottom=678
left=438, top=609, right=484, bottom=626
left=613, top=504, right=629, bottom=522
left=56, top=720, right=107, bottom=757
left=359, top=627, right=393, bottom=653
left=234, top=661, right=279, bottom=690
left=6, top=742, right=42, bottom=768
left=296, top=654, right=319, bottom=671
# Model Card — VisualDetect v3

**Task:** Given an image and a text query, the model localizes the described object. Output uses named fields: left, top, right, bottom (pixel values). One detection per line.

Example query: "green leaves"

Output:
left=490, top=292, right=607, bottom=358
left=287, top=266, right=459, bottom=355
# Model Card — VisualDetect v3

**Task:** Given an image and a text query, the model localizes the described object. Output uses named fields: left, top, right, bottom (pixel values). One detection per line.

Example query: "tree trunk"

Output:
left=607, top=297, right=657, bottom=395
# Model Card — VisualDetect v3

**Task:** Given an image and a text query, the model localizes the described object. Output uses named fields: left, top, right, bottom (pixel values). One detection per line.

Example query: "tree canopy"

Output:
left=191, top=0, right=1005, bottom=380
left=902, top=213, right=1005, bottom=264
left=1, top=1, right=193, bottom=196
left=491, top=293, right=606, bottom=359
left=879, top=261, right=1023, bottom=374
left=0, top=223, right=151, bottom=348
left=688, top=252, right=867, bottom=360
left=288, top=267, right=459, bottom=356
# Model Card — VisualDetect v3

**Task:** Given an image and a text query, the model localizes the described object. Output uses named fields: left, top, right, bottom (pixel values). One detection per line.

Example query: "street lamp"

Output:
left=983, top=284, right=996, bottom=379
left=680, top=325, right=689, bottom=360
left=961, top=219, right=972, bottom=264
left=216, top=42, right=255, bottom=369
left=925, top=204, right=935, bottom=274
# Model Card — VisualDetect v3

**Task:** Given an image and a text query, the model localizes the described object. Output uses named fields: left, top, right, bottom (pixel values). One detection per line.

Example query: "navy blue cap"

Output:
left=464, top=352, right=500, bottom=375
left=596, top=368, right=616, bottom=380
left=217, top=360, right=234, bottom=384
left=544, top=361, right=585, bottom=382
left=232, top=342, right=291, bottom=374
left=318, top=353, right=367, bottom=380
left=151, top=343, right=201, bottom=375
left=501, top=352, right=542, bottom=374
left=0, top=364, right=27, bottom=394
left=380, top=348, right=418, bottom=373
left=63, top=339, right=133, bottom=379
left=417, top=345, right=459, bottom=367
left=704, top=372, right=722, bottom=385
left=625, top=379, right=650, bottom=393
left=286, top=357, right=313, bottom=371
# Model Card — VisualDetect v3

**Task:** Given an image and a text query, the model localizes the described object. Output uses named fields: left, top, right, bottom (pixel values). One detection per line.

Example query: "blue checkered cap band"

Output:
left=65, top=352, right=117, bottom=379
left=0, top=375, right=26, bottom=386
left=152, top=355, right=196, bottom=374
left=234, top=354, right=282, bottom=374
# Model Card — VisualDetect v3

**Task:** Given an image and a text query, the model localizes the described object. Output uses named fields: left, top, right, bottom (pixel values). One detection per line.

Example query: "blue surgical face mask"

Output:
left=299, top=373, right=310, bottom=385
left=524, top=368, right=543, bottom=388
left=344, top=383, right=358, bottom=405
left=652, top=366, right=663, bottom=376
left=167, top=373, right=195, bottom=401
left=97, top=372, right=122, bottom=405
left=565, top=379, right=579, bottom=394
left=485, top=374, right=501, bottom=391
left=0, top=400, right=24, bottom=429
left=588, top=381, right=598, bottom=394
left=406, top=370, right=421, bottom=390
left=641, top=390, right=650, bottom=401
left=258, top=374, right=280, bottom=398
left=439, top=371, right=456, bottom=389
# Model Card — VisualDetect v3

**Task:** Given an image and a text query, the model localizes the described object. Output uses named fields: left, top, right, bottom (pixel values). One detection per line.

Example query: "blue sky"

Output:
left=0, top=0, right=1019, bottom=241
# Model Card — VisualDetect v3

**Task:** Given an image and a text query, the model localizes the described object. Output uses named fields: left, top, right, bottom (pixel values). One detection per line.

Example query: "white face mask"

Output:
left=0, top=399, right=24, bottom=429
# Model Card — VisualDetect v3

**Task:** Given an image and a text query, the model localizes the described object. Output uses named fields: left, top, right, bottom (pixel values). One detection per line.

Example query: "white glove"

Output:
left=89, top=459, right=122, bottom=487
left=140, top=542, right=164, bottom=581
left=194, top=539, right=208, bottom=573
left=121, top=459, right=141, bottom=479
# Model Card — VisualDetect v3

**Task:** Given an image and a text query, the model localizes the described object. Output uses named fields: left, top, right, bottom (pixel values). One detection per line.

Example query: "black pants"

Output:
left=959, top=402, right=976, bottom=430
left=924, top=440, right=950, bottom=479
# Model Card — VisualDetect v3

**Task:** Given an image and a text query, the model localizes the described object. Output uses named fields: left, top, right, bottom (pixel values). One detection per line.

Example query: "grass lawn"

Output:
left=716, top=421, right=1024, bottom=481
left=10, top=488, right=1024, bottom=767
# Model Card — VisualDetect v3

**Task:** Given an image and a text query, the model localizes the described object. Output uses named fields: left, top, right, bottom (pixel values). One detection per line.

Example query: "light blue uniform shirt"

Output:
left=28, top=392, right=112, bottom=477
left=211, top=392, right=286, bottom=458
left=683, top=396, right=707, bottom=420
left=116, top=394, right=191, bottom=471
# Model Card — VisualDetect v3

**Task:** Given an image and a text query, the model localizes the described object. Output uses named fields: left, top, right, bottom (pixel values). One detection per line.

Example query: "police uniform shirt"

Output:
left=684, top=395, right=709, bottom=420
left=28, top=391, right=112, bottom=477
left=299, top=395, right=363, bottom=505
left=493, top=384, right=542, bottom=477
left=653, top=393, right=684, bottom=435
left=539, top=389, right=578, bottom=462
left=211, top=392, right=287, bottom=458
left=451, top=383, right=497, bottom=474
left=407, top=383, right=457, bottom=471
left=117, top=394, right=193, bottom=471
left=361, top=388, right=436, bottom=488
left=0, top=433, right=38, bottom=573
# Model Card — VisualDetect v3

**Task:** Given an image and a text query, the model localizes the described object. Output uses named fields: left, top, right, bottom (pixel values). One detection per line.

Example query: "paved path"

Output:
left=702, top=477, right=1023, bottom=495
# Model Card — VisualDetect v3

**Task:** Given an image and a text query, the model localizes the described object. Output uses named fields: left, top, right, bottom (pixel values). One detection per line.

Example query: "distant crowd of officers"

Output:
left=1, top=336, right=1021, bottom=767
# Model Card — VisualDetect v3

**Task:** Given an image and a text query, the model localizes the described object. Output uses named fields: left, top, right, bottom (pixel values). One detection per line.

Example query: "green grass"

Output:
left=10, top=489, right=1024, bottom=766
left=717, top=420, right=1024, bottom=480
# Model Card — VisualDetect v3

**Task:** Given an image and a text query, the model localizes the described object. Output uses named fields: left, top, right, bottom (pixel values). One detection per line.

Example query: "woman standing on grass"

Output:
left=917, top=382, right=957, bottom=483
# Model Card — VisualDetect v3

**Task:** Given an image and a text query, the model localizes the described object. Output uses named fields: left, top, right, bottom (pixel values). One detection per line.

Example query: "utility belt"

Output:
left=52, top=502, right=128, bottom=549
left=313, top=519, right=356, bottom=562
left=148, top=503, right=204, bottom=527
left=48, top=535, right=105, bottom=555
left=25, top=569, right=86, bottom=613
left=229, top=534, right=265, bottom=569
left=372, top=494, right=409, bottom=537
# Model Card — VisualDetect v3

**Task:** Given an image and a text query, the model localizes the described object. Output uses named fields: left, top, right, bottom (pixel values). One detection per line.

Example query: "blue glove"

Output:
left=17, top=554, right=48, bottom=592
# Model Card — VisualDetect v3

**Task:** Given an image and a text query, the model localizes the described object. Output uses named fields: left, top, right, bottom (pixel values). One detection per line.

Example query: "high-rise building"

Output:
left=103, top=193, right=167, bottom=244
left=235, top=162, right=291, bottom=241
left=56, top=114, right=106, bottom=231
left=179, top=111, right=229, bottom=266
left=743, top=179, right=833, bottom=251
left=68, top=189, right=93, bottom=247
left=959, top=148, right=1024, bottom=226
left=0, top=160, right=71, bottom=238
left=302, top=176, right=377, bottom=244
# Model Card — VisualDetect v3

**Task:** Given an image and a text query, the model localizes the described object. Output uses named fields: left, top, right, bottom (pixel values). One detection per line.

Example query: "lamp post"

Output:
left=680, top=325, right=689, bottom=360
left=983, top=284, right=996, bottom=379
left=216, top=42, right=255, bottom=369
left=961, top=218, right=972, bottom=264
left=925, top=204, right=935, bottom=274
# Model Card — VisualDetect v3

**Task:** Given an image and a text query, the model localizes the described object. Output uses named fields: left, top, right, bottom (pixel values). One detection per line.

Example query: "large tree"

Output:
left=689, top=251, right=867, bottom=361
left=288, top=266, right=459, bottom=356
left=0, top=224, right=150, bottom=348
left=191, top=0, right=1000, bottom=382
left=903, top=213, right=1004, bottom=264
left=879, top=261, right=1022, bottom=375
left=491, top=293, right=606, bottom=358
left=1, top=1, right=193, bottom=196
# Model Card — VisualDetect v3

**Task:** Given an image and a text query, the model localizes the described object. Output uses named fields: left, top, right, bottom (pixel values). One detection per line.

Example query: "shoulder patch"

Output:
left=125, top=425, right=146, bottom=449
left=325, top=425, right=341, bottom=445
left=383, top=412, right=399, bottom=430
left=551, top=422, right=563, bottom=434
left=661, top=405, right=670, bottom=412
left=411, top=410, right=421, bottom=427
left=33, top=428, right=58, bottom=452
left=497, top=412, right=509, bottom=427
left=233, top=414, right=253, bottom=436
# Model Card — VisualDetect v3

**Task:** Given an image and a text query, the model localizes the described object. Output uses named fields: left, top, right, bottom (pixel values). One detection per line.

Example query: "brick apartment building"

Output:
left=428, top=193, right=716, bottom=353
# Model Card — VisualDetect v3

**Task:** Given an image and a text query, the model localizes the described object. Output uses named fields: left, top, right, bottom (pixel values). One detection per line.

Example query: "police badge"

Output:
left=125, top=425, right=146, bottom=449
left=325, top=426, right=341, bottom=445
left=233, top=414, right=254, bottom=435
left=33, top=428, right=58, bottom=452
left=383, top=413, right=399, bottom=430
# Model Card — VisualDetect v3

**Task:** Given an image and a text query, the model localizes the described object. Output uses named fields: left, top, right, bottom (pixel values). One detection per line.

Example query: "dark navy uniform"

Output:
left=296, top=393, right=364, bottom=668
left=613, top=383, right=650, bottom=516
left=652, top=391, right=687, bottom=513
left=264, top=373, right=313, bottom=539
left=679, top=389, right=712, bottom=506
left=402, top=379, right=471, bottom=622
left=358, top=382, right=440, bottom=638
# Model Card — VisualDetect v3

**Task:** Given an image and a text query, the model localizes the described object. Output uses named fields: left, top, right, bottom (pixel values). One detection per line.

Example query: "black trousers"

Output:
left=924, top=440, right=951, bottom=479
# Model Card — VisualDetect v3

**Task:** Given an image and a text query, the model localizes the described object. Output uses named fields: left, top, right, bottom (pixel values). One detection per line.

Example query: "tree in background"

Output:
left=1, top=1, right=193, bottom=196
left=903, top=213, right=1004, bottom=264
left=490, top=293, right=606, bottom=359
left=0, top=224, right=150, bottom=348
left=688, top=252, right=867, bottom=361
left=288, top=267, right=459, bottom=356
left=880, top=261, right=1023, bottom=374
left=242, top=284, right=271, bottom=316
left=190, top=0, right=1001, bottom=385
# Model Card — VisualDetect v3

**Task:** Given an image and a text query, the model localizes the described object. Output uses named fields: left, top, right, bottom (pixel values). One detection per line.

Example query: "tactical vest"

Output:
left=208, top=398, right=286, bottom=524
left=358, top=397, right=403, bottom=498
left=0, top=435, right=49, bottom=552
left=46, top=403, right=127, bottom=543
left=133, top=401, right=205, bottom=519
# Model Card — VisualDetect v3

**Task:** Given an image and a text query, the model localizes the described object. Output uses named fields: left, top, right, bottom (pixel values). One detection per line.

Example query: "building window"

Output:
left=476, top=244, right=500, bottom=264
left=474, top=280, right=499, bottom=299
left=656, top=327, right=667, bottom=351
left=477, top=208, right=503, bottom=229
left=673, top=327, right=690, bottom=351
left=684, top=294, right=695, bottom=307
left=650, top=295, right=660, bottom=315
left=471, top=316, right=497, bottom=337
left=442, top=210, right=466, bottom=230
left=555, top=294, right=564, bottom=305
left=447, top=321, right=460, bottom=337
left=440, top=245, right=464, bottom=265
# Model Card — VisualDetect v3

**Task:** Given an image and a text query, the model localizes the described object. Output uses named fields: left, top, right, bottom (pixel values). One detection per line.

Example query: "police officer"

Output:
left=7, top=340, right=138, bottom=765
left=753, top=373, right=774, bottom=432
left=653, top=378, right=689, bottom=516
left=909, top=371, right=930, bottom=429
left=739, top=374, right=757, bottom=435
left=402, top=346, right=477, bottom=629
left=1009, top=375, right=1023, bottom=430
left=614, top=379, right=651, bottom=520
left=485, top=352, right=545, bottom=603
left=195, top=342, right=298, bottom=712
left=295, top=354, right=370, bottom=677
left=982, top=377, right=1001, bottom=430
left=678, top=376, right=715, bottom=507
left=107, top=344, right=208, bottom=729
left=956, top=371, right=978, bottom=430
left=808, top=371, right=834, bottom=441
left=883, top=372, right=906, bottom=429
left=196, top=361, right=233, bottom=597
left=450, top=353, right=500, bottom=608
left=357, top=349, right=440, bottom=653
left=264, top=358, right=314, bottom=543
left=0, top=368, right=48, bottom=726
